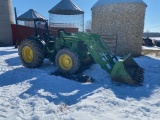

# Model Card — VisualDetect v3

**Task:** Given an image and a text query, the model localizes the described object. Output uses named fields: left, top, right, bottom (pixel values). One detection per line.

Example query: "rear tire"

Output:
left=56, top=48, right=80, bottom=74
left=18, top=39, right=45, bottom=68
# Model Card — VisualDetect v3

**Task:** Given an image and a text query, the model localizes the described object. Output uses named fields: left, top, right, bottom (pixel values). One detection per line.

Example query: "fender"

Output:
left=26, top=36, right=47, bottom=53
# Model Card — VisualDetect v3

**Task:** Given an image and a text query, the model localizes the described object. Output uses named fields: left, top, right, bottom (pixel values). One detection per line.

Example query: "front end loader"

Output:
left=18, top=19, right=144, bottom=85
left=71, top=32, right=144, bottom=85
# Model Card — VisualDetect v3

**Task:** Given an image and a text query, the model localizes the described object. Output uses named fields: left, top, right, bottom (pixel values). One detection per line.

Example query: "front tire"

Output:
left=55, top=48, right=80, bottom=74
left=18, top=39, right=45, bottom=68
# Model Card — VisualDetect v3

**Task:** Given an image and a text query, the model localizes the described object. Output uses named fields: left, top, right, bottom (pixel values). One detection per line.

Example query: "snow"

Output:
left=148, top=37, right=160, bottom=41
left=142, top=46, right=160, bottom=50
left=92, top=0, right=146, bottom=8
left=0, top=46, right=160, bottom=120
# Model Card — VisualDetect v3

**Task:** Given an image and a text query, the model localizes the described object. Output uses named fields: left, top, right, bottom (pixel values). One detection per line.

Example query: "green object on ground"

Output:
left=111, top=54, right=144, bottom=85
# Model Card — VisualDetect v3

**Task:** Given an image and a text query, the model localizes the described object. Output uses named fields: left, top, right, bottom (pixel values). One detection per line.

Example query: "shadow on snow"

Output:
left=0, top=55, right=160, bottom=105
left=5, top=57, right=21, bottom=66
left=0, top=48, right=17, bottom=56
left=19, top=75, right=99, bottom=105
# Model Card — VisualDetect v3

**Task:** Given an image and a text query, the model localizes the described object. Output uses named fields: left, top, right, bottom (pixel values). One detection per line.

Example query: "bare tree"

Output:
left=85, top=20, right=92, bottom=32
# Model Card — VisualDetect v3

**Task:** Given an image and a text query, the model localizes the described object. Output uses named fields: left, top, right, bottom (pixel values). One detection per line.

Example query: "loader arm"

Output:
left=74, top=32, right=118, bottom=73
left=85, top=36, right=118, bottom=73
left=74, top=32, right=144, bottom=85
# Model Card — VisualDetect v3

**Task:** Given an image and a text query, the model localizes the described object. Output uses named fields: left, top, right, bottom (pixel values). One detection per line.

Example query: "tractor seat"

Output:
left=43, top=33, right=55, bottom=41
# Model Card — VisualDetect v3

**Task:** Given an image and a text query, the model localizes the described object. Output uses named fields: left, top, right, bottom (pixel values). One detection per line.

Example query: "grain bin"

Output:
left=0, top=0, right=13, bottom=46
left=48, top=0, right=84, bottom=32
left=91, top=0, right=147, bottom=56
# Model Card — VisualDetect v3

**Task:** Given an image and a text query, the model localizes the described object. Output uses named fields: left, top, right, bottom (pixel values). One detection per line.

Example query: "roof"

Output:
left=48, top=0, right=84, bottom=15
left=17, top=9, right=47, bottom=21
left=92, top=0, right=147, bottom=9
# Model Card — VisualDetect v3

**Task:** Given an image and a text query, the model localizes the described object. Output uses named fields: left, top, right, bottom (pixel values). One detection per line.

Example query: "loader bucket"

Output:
left=111, top=54, right=144, bottom=85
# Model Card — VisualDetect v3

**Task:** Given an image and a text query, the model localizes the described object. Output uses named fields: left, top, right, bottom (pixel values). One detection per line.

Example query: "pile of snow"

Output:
left=0, top=46, right=160, bottom=120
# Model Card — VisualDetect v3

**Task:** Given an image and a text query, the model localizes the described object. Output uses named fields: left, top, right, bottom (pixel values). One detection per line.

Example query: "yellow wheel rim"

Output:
left=59, top=54, right=73, bottom=70
left=22, top=46, right=33, bottom=63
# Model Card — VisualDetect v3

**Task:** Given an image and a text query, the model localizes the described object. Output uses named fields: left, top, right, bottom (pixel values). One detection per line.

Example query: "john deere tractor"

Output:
left=18, top=19, right=144, bottom=85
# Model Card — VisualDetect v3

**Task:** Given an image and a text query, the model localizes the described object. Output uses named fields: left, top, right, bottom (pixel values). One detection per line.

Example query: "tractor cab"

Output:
left=33, top=18, right=54, bottom=42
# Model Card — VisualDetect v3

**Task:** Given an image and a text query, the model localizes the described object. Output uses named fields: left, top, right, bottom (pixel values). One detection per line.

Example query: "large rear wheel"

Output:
left=55, top=48, right=80, bottom=74
left=18, top=39, right=45, bottom=68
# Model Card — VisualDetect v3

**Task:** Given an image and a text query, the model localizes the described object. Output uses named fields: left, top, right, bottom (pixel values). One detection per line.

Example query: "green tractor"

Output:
left=18, top=19, right=144, bottom=85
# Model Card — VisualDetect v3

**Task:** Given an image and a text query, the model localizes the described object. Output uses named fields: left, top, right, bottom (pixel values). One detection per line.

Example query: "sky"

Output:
left=12, top=0, right=160, bottom=32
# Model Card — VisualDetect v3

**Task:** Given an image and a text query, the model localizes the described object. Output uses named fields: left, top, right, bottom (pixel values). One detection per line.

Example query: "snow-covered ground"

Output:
left=142, top=46, right=160, bottom=50
left=0, top=46, right=160, bottom=120
left=149, top=37, right=160, bottom=41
